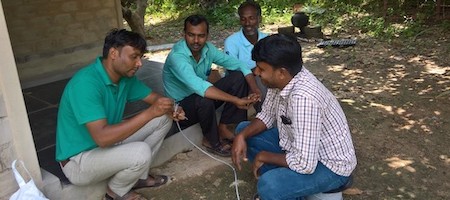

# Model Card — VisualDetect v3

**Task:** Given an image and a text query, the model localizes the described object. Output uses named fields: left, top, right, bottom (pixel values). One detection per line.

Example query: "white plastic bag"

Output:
left=9, top=160, right=49, bottom=200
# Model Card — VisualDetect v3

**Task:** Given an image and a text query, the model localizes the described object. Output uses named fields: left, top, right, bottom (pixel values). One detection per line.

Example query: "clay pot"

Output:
left=291, top=12, right=309, bottom=29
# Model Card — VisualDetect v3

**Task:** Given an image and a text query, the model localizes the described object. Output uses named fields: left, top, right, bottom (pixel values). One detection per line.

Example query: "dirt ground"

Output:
left=142, top=23, right=450, bottom=200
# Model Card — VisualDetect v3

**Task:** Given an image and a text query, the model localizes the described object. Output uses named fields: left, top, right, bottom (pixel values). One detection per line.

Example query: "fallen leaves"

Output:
left=343, top=187, right=364, bottom=195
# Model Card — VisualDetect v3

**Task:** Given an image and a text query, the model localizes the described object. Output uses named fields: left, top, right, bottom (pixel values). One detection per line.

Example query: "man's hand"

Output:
left=234, top=94, right=260, bottom=110
left=244, top=73, right=260, bottom=100
left=172, top=104, right=187, bottom=121
left=252, top=152, right=265, bottom=179
left=249, top=86, right=262, bottom=101
left=247, top=93, right=261, bottom=102
left=251, top=151, right=289, bottom=179
left=231, top=134, right=248, bottom=171
left=148, top=97, right=174, bottom=117
left=235, top=97, right=253, bottom=109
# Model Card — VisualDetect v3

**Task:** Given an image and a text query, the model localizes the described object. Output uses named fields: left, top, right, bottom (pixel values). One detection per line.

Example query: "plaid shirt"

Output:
left=256, top=67, right=357, bottom=176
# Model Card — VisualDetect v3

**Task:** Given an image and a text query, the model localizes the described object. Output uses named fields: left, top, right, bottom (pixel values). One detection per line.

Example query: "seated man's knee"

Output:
left=199, top=97, right=215, bottom=111
left=158, top=114, right=173, bottom=127
left=142, top=115, right=172, bottom=136
left=143, top=114, right=171, bottom=125
left=236, top=121, right=251, bottom=133
left=130, top=142, right=152, bottom=165
left=228, top=71, right=246, bottom=83
left=257, top=173, right=280, bottom=200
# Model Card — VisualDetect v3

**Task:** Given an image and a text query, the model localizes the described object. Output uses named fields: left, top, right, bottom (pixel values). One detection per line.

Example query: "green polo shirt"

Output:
left=55, top=57, right=152, bottom=161
left=163, top=39, right=252, bottom=102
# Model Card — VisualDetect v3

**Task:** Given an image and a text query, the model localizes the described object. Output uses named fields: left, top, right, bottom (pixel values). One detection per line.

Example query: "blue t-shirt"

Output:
left=163, top=39, right=252, bottom=102
left=224, top=28, right=268, bottom=70
left=55, top=57, right=152, bottom=161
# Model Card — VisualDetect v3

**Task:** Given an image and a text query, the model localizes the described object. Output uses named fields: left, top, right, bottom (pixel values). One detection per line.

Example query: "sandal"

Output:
left=104, top=190, right=147, bottom=200
left=221, top=138, right=234, bottom=146
left=204, top=143, right=232, bottom=157
left=132, top=174, right=169, bottom=189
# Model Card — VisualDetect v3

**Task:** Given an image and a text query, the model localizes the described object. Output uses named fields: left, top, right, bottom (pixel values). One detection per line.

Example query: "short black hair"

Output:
left=252, top=34, right=303, bottom=76
left=184, top=14, right=209, bottom=33
left=102, top=29, right=147, bottom=58
left=238, top=1, right=262, bottom=16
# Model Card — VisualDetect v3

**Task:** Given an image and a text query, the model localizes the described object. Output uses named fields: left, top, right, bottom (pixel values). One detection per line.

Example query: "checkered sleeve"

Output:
left=256, top=88, right=278, bottom=129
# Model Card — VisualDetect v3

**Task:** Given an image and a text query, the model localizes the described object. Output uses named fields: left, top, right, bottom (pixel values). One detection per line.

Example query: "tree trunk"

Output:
left=436, top=0, right=443, bottom=20
left=121, top=0, right=148, bottom=38
left=383, top=0, right=388, bottom=19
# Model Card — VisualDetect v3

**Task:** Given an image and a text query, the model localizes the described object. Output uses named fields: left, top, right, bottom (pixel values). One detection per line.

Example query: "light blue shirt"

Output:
left=224, top=28, right=268, bottom=70
left=163, top=39, right=252, bottom=102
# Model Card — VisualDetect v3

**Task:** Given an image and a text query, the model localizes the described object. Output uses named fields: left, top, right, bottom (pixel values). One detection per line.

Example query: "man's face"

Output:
left=254, top=61, right=280, bottom=88
left=184, top=22, right=208, bottom=56
left=112, top=45, right=143, bottom=78
left=239, top=6, right=261, bottom=36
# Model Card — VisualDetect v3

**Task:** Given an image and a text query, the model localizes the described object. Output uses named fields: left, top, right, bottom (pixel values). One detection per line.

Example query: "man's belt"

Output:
left=60, top=160, right=69, bottom=167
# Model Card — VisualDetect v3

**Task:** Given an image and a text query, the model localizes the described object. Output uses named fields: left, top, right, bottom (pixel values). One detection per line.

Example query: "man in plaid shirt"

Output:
left=231, top=34, right=357, bottom=200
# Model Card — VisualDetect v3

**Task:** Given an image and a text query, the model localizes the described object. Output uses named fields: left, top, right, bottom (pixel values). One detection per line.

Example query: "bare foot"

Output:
left=219, top=123, right=235, bottom=140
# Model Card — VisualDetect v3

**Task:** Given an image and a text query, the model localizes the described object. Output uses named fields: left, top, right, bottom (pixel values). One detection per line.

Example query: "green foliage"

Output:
left=440, top=20, right=450, bottom=31
left=300, top=1, right=439, bottom=40
left=356, top=16, right=385, bottom=35
left=146, top=0, right=297, bottom=28
left=400, top=19, right=424, bottom=38
left=203, top=3, right=239, bottom=28
left=145, top=0, right=446, bottom=40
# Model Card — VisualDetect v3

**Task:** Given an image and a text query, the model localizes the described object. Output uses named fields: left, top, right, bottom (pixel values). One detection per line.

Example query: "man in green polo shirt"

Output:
left=163, top=14, right=260, bottom=157
left=56, top=29, right=185, bottom=200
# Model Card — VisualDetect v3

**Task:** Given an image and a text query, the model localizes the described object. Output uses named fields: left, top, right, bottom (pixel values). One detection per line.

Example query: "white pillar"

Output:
left=0, top=1, right=42, bottom=198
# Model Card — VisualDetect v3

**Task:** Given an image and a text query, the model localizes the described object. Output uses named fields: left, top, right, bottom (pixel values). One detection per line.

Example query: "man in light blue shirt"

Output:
left=163, top=14, right=260, bottom=157
left=224, top=1, right=268, bottom=113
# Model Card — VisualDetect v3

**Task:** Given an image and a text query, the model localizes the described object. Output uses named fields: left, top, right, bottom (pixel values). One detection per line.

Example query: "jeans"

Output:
left=236, top=121, right=350, bottom=200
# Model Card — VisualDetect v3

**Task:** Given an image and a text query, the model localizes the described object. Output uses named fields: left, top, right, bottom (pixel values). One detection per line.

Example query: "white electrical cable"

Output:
left=174, top=120, right=241, bottom=200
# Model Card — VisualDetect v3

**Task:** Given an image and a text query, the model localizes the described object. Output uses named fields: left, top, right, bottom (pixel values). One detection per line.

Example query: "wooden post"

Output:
left=436, top=0, right=443, bottom=19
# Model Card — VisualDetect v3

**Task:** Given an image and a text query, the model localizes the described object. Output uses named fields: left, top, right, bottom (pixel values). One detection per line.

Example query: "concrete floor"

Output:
left=23, top=78, right=71, bottom=184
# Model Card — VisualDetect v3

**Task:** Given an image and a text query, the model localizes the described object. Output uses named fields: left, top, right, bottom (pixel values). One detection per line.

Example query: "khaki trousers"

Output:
left=61, top=115, right=172, bottom=196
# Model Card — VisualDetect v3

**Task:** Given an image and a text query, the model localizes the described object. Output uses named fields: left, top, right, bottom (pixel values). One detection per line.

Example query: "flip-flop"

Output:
left=104, top=190, right=147, bottom=200
left=221, top=138, right=234, bottom=146
left=204, top=144, right=231, bottom=157
left=132, top=174, right=169, bottom=190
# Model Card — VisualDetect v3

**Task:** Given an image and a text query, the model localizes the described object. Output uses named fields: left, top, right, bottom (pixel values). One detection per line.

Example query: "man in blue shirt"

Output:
left=56, top=29, right=186, bottom=200
left=225, top=1, right=267, bottom=70
left=224, top=1, right=268, bottom=113
left=163, top=14, right=260, bottom=157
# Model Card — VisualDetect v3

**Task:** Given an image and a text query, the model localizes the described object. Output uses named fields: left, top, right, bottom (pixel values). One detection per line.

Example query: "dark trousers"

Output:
left=177, top=70, right=248, bottom=147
